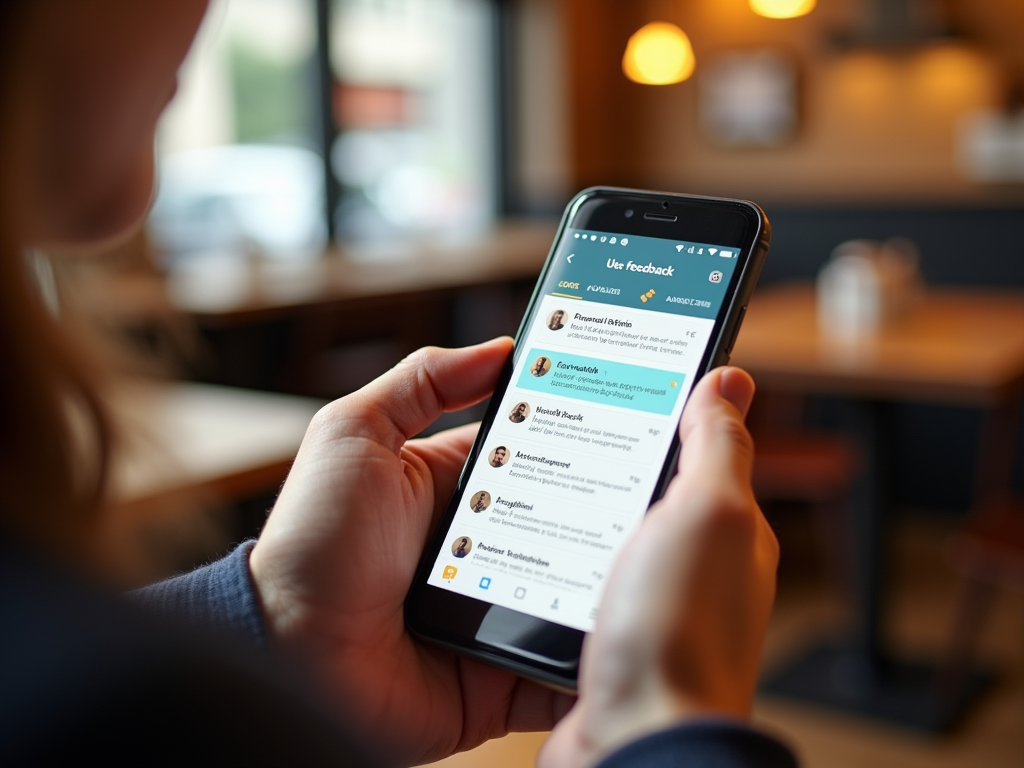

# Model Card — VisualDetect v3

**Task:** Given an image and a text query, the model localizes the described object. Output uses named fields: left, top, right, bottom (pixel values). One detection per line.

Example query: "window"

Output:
left=151, top=0, right=498, bottom=263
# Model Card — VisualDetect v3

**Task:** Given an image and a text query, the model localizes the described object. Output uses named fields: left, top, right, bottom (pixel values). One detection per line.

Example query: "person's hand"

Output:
left=249, top=339, right=573, bottom=765
left=540, top=367, right=779, bottom=768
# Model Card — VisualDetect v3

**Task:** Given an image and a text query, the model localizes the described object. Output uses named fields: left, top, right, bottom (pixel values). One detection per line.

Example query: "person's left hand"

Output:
left=249, top=338, right=573, bottom=765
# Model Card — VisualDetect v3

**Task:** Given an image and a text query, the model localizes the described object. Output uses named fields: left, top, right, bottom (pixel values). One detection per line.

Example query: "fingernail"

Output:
left=719, top=367, right=755, bottom=417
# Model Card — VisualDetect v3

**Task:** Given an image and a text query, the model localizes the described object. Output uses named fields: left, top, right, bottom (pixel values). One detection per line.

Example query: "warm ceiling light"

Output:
left=622, top=22, right=695, bottom=86
left=749, top=0, right=816, bottom=19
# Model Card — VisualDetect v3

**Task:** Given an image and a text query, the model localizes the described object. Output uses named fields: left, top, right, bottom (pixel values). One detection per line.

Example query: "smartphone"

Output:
left=405, top=187, right=770, bottom=690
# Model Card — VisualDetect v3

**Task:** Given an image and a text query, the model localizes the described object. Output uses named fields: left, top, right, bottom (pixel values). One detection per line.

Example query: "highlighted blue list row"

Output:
left=516, top=348, right=683, bottom=416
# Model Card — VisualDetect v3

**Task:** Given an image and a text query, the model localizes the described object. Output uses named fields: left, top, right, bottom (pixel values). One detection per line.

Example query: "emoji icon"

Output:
left=640, top=288, right=656, bottom=303
left=670, top=381, right=677, bottom=387
left=442, top=565, right=458, bottom=581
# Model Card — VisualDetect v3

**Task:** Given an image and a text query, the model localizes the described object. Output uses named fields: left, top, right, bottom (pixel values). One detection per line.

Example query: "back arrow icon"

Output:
left=567, top=253, right=574, bottom=263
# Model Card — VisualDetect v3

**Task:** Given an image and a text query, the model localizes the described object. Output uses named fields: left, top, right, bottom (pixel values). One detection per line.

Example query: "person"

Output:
left=547, top=309, right=567, bottom=331
left=489, top=446, right=510, bottom=467
left=532, top=356, right=552, bottom=377
left=470, top=491, right=491, bottom=512
left=452, top=537, right=472, bottom=558
left=0, top=2, right=795, bottom=766
left=509, top=401, right=530, bottom=423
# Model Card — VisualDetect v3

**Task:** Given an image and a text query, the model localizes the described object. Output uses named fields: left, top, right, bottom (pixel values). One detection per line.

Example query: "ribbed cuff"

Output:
left=132, top=540, right=267, bottom=647
left=595, top=719, right=798, bottom=768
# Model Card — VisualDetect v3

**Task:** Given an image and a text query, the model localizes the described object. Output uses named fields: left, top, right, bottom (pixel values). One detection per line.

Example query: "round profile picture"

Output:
left=451, top=536, right=472, bottom=558
left=547, top=309, right=567, bottom=331
left=468, top=490, right=491, bottom=513
left=488, top=445, right=510, bottom=468
left=530, top=356, right=552, bottom=377
left=508, top=401, right=530, bottom=424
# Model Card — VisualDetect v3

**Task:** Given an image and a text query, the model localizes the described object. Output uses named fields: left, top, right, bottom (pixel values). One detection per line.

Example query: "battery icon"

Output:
left=719, top=250, right=734, bottom=258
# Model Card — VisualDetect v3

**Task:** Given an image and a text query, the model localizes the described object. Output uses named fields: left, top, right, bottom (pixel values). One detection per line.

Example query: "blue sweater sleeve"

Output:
left=136, top=548, right=799, bottom=767
left=595, top=720, right=798, bottom=768
left=133, top=540, right=267, bottom=647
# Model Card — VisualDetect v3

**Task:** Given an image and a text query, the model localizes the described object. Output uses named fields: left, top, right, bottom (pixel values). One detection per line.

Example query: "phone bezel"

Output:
left=405, top=187, right=770, bottom=691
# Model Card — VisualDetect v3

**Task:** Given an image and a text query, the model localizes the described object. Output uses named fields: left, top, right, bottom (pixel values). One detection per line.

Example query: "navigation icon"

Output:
left=567, top=253, right=574, bottom=264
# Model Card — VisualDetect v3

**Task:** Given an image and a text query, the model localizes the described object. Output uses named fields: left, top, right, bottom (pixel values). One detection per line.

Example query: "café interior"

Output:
left=62, top=0, right=1023, bottom=765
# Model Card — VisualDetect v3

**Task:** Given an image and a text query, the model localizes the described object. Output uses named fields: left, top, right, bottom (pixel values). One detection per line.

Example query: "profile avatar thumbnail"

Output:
left=487, top=446, right=510, bottom=468
left=547, top=309, right=567, bottom=331
left=469, top=490, right=491, bottom=513
left=508, top=402, right=530, bottom=424
left=451, top=536, right=472, bottom=558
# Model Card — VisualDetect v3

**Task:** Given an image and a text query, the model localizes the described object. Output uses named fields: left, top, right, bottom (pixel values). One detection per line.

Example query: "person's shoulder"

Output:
left=0, top=536, right=379, bottom=766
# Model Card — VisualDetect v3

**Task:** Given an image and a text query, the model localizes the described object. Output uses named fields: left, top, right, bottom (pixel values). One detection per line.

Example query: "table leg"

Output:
left=761, top=399, right=991, bottom=733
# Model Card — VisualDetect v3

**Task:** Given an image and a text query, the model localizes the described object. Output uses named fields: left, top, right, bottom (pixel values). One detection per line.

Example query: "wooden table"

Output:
left=98, top=381, right=323, bottom=584
left=109, top=381, right=323, bottom=513
left=732, top=283, right=1024, bottom=731
left=733, top=283, right=1024, bottom=406
left=168, top=222, right=556, bottom=323
left=166, top=222, right=556, bottom=398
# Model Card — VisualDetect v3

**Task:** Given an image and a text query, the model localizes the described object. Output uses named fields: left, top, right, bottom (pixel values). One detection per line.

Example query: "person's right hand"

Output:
left=540, top=367, right=779, bottom=768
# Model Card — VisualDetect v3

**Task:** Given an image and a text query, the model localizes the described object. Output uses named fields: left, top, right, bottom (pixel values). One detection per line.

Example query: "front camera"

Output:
left=624, top=209, right=634, bottom=218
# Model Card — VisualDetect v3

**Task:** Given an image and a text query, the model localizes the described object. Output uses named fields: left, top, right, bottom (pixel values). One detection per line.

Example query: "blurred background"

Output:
left=62, top=1, right=1024, bottom=765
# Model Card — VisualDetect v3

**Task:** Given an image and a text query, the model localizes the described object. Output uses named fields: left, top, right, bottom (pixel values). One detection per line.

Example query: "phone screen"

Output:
left=425, top=226, right=745, bottom=633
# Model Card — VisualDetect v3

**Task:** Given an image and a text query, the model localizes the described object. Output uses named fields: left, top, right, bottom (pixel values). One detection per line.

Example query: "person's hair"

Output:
left=0, top=2, right=112, bottom=548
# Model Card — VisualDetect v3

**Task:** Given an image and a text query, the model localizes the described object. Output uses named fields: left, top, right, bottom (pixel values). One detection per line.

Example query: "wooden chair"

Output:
left=936, top=502, right=1024, bottom=702
left=748, top=391, right=859, bottom=590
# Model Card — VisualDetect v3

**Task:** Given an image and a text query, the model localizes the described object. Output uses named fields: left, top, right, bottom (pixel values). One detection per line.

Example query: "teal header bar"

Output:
left=516, top=348, right=684, bottom=415
left=541, top=230, right=740, bottom=320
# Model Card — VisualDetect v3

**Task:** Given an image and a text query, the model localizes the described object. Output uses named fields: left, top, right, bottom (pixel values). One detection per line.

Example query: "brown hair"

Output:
left=0, top=2, right=112, bottom=550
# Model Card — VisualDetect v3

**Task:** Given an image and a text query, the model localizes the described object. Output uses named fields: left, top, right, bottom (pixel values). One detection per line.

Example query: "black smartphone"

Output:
left=405, top=187, right=770, bottom=690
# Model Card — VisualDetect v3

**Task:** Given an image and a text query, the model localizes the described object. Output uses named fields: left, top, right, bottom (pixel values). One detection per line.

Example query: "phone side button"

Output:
left=725, top=306, right=747, bottom=354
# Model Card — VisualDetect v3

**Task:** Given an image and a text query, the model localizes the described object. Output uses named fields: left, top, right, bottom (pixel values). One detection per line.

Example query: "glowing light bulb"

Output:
left=622, top=22, right=695, bottom=86
left=749, top=0, right=816, bottom=19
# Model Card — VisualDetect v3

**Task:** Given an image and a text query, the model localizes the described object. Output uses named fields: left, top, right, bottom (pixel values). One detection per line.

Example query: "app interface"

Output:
left=427, top=229, right=741, bottom=632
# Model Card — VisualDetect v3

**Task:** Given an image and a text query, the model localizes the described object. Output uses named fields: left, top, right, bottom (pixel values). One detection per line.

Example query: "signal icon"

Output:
left=708, top=248, right=718, bottom=255
left=675, top=244, right=685, bottom=252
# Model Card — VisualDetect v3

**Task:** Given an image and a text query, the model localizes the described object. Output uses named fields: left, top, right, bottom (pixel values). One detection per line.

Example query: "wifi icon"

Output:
left=709, top=248, right=718, bottom=255
left=675, top=244, right=685, bottom=252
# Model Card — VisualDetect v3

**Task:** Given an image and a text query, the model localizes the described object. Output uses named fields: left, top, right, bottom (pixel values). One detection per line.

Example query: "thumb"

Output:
left=343, top=337, right=513, bottom=454
left=671, top=367, right=756, bottom=502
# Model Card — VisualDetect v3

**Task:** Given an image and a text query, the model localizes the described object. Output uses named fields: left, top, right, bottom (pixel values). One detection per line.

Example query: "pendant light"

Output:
left=622, top=21, right=695, bottom=85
